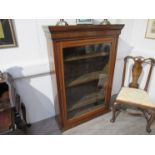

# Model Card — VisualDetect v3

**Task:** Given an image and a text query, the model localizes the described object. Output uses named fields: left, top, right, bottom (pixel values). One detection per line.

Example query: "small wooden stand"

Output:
left=0, top=71, right=29, bottom=134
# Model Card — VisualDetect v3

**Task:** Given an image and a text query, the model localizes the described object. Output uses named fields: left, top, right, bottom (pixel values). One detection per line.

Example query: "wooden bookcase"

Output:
left=49, top=24, right=124, bottom=130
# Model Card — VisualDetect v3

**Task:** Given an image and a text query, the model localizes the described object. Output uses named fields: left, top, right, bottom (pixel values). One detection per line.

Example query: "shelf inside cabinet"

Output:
left=67, top=71, right=107, bottom=87
left=68, top=90, right=105, bottom=112
left=64, top=52, right=109, bottom=62
left=68, top=104, right=103, bottom=119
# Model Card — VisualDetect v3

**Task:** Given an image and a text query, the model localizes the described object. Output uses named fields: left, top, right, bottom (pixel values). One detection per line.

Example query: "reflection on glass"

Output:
left=63, top=43, right=111, bottom=119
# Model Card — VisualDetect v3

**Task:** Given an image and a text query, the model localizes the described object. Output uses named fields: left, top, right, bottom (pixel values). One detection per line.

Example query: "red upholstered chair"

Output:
left=111, top=56, right=155, bottom=133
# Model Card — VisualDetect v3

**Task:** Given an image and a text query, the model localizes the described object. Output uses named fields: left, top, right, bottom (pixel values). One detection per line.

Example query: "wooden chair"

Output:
left=111, top=56, right=155, bottom=133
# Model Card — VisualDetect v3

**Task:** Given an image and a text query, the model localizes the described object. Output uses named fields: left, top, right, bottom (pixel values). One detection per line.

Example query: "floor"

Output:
left=6, top=110, right=155, bottom=135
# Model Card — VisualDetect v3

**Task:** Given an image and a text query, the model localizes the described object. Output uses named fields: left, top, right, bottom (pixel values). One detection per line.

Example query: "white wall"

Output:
left=15, top=74, right=56, bottom=122
left=131, top=19, right=155, bottom=53
left=0, top=19, right=59, bottom=123
left=112, top=19, right=134, bottom=94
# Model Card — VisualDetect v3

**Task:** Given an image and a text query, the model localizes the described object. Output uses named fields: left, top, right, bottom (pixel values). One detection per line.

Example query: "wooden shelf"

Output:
left=68, top=104, right=103, bottom=119
left=67, top=71, right=107, bottom=87
left=64, top=52, right=109, bottom=62
left=68, top=90, right=104, bottom=112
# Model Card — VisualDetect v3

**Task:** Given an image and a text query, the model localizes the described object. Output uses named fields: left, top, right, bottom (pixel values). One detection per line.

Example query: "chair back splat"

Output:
left=122, top=56, right=155, bottom=91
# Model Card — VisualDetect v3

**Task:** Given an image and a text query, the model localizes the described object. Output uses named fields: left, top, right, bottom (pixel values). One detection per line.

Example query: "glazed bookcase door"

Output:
left=61, top=39, right=114, bottom=121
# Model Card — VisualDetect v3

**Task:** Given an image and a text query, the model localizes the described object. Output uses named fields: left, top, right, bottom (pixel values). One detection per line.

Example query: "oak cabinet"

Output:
left=49, top=24, right=124, bottom=130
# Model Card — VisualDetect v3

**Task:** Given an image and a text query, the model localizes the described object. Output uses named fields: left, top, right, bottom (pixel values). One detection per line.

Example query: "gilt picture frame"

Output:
left=0, top=19, right=17, bottom=48
left=145, top=19, right=155, bottom=39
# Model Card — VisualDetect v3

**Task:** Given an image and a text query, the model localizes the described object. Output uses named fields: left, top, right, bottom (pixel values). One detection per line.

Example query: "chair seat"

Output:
left=116, top=87, right=155, bottom=109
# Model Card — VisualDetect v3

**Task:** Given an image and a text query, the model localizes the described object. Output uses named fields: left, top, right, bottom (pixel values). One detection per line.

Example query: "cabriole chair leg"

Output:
left=146, top=114, right=155, bottom=133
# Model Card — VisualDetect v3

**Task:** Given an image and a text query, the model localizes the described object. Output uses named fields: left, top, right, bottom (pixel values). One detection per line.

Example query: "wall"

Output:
left=131, top=19, right=155, bottom=53
left=0, top=19, right=59, bottom=123
left=0, top=19, right=133, bottom=123
left=129, top=19, right=155, bottom=101
left=111, top=19, right=134, bottom=94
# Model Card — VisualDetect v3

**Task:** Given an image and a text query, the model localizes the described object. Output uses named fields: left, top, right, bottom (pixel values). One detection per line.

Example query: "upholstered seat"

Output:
left=116, top=87, right=155, bottom=109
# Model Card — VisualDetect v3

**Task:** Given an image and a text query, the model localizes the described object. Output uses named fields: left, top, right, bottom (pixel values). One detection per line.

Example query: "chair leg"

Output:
left=146, top=114, right=155, bottom=133
left=142, top=110, right=149, bottom=122
left=110, top=103, right=118, bottom=123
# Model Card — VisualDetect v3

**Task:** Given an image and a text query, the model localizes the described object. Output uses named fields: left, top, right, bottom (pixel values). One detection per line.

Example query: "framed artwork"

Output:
left=145, top=19, right=155, bottom=39
left=0, top=19, right=17, bottom=48
left=76, top=19, right=93, bottom=25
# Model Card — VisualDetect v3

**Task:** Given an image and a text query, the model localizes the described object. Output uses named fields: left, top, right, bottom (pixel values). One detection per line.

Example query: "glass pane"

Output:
left=63, top=43, right=111, bottom=119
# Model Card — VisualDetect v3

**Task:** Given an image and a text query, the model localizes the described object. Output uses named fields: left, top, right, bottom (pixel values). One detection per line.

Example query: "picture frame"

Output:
left=76, top=19, right=93, bottom=25
left=145, top=19, right=155, bottom=39
left=0, top=19, right=17, bottom=48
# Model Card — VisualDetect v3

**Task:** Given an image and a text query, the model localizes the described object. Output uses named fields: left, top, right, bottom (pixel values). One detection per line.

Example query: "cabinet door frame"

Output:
left=54, top=37, right=118, bottom=129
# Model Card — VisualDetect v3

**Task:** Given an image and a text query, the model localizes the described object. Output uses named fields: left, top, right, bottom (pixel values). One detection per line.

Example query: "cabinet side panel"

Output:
left=105, top=37, right=119, bottom=107
left=52, top=42, right=64, bottom=128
